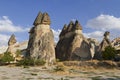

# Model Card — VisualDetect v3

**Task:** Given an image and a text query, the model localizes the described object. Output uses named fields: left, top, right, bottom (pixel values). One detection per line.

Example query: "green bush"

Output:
left=102, top=46, right=117, bottom=60
left=35, top=59, right=46, bottom=66
left=0, top=52, right=14, bottom=64
left=17, top=58, right=46, bottom=66
left=17, top=58, right=34, bottom=66
left=15, top=50, right=22, bottom=57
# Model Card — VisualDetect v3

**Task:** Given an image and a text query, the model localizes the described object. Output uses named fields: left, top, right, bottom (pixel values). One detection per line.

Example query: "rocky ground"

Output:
left=0, top=63, right=120, bottom=80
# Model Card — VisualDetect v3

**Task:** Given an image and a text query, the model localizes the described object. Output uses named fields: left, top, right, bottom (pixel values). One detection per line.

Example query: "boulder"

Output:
left=56, top=20, right=94, bottom=61
left=26, top=12, right=55, bottom=64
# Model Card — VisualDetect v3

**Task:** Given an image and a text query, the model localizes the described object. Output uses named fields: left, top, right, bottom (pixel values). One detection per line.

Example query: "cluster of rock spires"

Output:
left=56, top=20, right=96, bottom=61
left=5, top=12, right=120, bottom=63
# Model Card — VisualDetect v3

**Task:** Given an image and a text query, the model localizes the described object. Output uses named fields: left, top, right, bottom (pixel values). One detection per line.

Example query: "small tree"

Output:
left=0, top=52, right=14, bottom=63
left=102, top=46, right=117, bottom=60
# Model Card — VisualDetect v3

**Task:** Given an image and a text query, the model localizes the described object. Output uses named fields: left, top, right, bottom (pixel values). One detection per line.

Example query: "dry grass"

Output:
left=62, top=60, right=119, bottom=69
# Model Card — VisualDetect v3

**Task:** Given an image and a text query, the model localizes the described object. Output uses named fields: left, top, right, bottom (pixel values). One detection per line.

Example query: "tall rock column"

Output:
left=6, top=34, right=17, bottom=58
left=6, top=34, right=17, bottom=53
left=27, top=12, right=55, bottom=64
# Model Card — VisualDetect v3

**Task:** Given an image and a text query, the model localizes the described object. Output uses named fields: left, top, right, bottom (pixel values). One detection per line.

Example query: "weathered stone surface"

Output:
left=94, top=31, right=111, bottom=59
left=27, top=12, right=55, bottom=64
left=6, top=34, right=28, bottom=60
left=56, top=20, right=93, bottom=61
left=111, top=37, right=120, bottom=50
left=74, top=20, right=82, bottom=30
left=7, top=34, right=17, bottom=53
left=87, top=38, right=99, bottom=59
left=8, top=34, right=17, bottom=46
left=33, top=12, right=51, bottom=26
left=99, top=31, right=111, bottom=51
left=59, top=24, right=67, bottom=39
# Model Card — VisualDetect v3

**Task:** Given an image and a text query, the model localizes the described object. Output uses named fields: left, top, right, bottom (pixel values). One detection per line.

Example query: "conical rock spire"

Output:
left=8, top=34, right=17, bottom=46
left=33, top=12, right=51, bottom=26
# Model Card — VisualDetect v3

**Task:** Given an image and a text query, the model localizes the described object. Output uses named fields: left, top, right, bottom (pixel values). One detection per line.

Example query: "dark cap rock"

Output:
left=33, top=12, right=51, bottom=26
left=74, top=20, right=82, bottom=30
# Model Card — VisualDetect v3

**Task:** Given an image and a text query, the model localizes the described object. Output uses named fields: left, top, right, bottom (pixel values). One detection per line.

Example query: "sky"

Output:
left=0, top=0, right=120, bottom=47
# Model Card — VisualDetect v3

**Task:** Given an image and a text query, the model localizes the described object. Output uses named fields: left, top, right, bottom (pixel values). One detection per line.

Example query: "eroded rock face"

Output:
left=111, top=37, right=120, bottom=50
left=6, top=34, right=17, bottom=53
left=87, top=38, right=99, bottom=59
left=94, top=31, right=111, bottom=59
left=99, top=31, right=111, bottom=51
left=27, top=12, right=55, bottom=64
left=33, top=12, right=51, bottom=26
left=6, top=34, right=28, bottom=60
left=56, top=20, right=93, bottom=61
left=8, top=34, right=17, bottom=46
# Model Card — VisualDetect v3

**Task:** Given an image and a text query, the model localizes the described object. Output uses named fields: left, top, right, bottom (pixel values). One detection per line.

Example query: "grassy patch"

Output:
left=16, top=58, right=46, bottom=66
left=54, top=64, right=65, bottom=72
left=91, top=76, right=102, bottom=80
left=30, top=73, right=37, bottom=76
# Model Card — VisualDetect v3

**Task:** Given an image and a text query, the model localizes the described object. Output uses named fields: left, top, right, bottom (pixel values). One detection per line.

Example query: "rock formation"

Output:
left=26, top=12, right=55, bottom=64
left=94, top=31, right=111, bottom=59
left=6, top=34, right=17, bottom=54
left=6, top=34, right=28, bottom=60
left=8, top=34, right=17, bottom=46
left=111, top=37, right=120, bottom=50
left=99, top=31, right=111, bottom=51
left=87, top=38, right=99, bottom=59
left=56, top=20, right=94, bottom=61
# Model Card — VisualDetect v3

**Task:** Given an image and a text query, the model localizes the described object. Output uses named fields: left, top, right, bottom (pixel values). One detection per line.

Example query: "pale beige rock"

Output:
left=33, top=12, right=51, bottom=26
left=111, top=37, right=120, bottom=50
left=27, top=12, right=55, bottom=64
left=6, top=34, right=28, bottom=61
left=8, top=34, right=16, bottom=46
left=99, top=31, right=111, bottom=51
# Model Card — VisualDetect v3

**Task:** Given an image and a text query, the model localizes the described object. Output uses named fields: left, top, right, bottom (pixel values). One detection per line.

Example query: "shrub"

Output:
left=17, top=58, right=34, bottom=66
left=102, top=46, right=117, bottom=60
left=17, top=58, right=46, bottom=66
left=15, top=50, right=22, bottom=57
left=0, top=52, right=14, bottom=64
left=35, top=59, right=46, bottom=66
